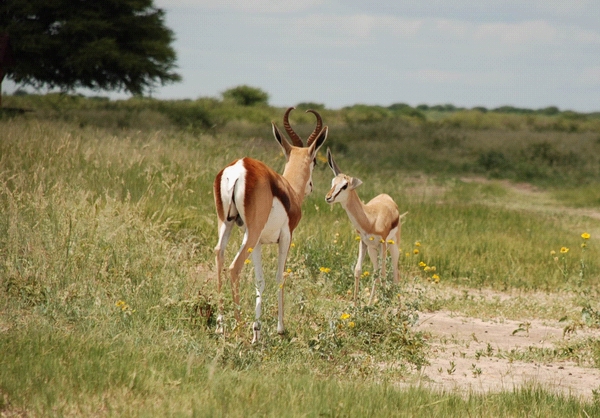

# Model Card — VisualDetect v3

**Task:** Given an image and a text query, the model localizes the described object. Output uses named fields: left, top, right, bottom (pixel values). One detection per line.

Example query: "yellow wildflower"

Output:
left=419, top=261, right=427, bottom=267
left=369, top=236, right=374, bottom=241
left=348, top=321, right=356, bottom=328
left=244, top=259, right=251, bottom=264
left=581, top=232, right=591, bottom=240
left=247, top=247, right=253, bottom=253
left=340, top=312, right=351, bottom=320
left=432, top=274, right=440, bottom=283
left=415, top=241, right=421, bottom=247
left=560, top=247, right=569, bottom=254
left=387, top=239, right=395, bottom=244
left=291, top=243, right=296, bottom=248
left=413, top=249, right=419, bottom=255
left=380, top=239, right=385, bottom=243
left=319, top=267, right=331, bottom=273
left=355, top=236, right=361, bottom=241
left=550, top=250, right=556, bottom=256
left=361, top=271, right=370, bottom=278
left=424, top=266, right=432, bottom=272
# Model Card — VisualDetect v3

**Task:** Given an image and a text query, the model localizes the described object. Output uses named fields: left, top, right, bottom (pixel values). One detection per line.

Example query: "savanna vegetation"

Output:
left=2, top=93, right=600, bottom=416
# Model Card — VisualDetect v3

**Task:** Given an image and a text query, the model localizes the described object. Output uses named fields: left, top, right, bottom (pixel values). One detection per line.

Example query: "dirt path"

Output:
left=413, top=310, right=600, bottom=399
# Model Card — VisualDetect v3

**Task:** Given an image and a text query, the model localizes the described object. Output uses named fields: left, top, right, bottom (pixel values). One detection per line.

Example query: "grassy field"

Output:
left=2, top=95, right=600, bottom=416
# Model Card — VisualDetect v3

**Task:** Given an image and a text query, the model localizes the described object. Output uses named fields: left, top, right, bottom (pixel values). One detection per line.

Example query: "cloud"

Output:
left=435, top=19, right=469, bottom=38
left=292, top=14, right=423, bottom=46
left=474, top=20, right=558, bottom=44
left=154, top=0, right=323, bottom=13
left=574, top=29, right=600, bottom=44
left=580, top=66, right=600, bottom=85
left=413, top=69, right=463, bottom=83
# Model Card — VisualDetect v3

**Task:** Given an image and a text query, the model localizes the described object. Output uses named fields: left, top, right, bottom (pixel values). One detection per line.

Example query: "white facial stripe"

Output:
left=328, top=177, right=349, bottom=201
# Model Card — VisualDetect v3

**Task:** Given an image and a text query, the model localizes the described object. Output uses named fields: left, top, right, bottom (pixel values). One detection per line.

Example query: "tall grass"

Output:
left=1, top=97, right=600, bottom=415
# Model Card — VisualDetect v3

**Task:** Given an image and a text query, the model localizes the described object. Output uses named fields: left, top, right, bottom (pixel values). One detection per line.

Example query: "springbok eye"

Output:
left=341, top=184, right=348, bottom=190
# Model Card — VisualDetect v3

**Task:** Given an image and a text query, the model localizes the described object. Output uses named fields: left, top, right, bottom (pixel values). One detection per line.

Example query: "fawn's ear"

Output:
left=350, top=177, right=363, bottom=190
left=326, top=147, right=341, bottom=176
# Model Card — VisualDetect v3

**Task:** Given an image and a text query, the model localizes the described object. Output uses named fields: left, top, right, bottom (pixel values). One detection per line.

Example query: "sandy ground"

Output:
left=412, top=310, right=600, bottom=400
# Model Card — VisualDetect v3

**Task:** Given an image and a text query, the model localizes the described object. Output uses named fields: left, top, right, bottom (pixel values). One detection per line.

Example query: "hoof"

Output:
left=215, top=315, right=224, bottom=334
left=252, top=321, right=261, bottom=344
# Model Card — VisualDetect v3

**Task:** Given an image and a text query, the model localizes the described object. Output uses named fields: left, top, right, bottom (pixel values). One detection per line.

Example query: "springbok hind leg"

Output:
left=390, top=243, right=400, bottom=283
left=214, top=220, right=234, bottom=334
left=228, top=230, right=261, bottom=332
left=251, top=245, right=264, bottom=344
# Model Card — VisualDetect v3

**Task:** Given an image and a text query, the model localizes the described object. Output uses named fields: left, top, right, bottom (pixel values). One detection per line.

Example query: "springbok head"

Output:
left=325, top=148, right=363, bottom=204
left=272, top=107, right=327, bottom=196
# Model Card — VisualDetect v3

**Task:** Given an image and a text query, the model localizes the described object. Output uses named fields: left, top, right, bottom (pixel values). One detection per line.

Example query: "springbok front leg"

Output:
left=276, top=229, right=292, bottom=335
left=353, top=240, right=367, bottom=303
left=367, top=244, right=380, bottom=306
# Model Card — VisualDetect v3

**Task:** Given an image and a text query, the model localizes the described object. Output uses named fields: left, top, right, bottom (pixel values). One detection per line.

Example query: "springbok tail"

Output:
left=221, top=175, right=243, bottom=226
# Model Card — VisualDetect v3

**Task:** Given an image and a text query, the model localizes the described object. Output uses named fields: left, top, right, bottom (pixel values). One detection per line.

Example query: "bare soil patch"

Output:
left=413, top=310, right=600, bottom=399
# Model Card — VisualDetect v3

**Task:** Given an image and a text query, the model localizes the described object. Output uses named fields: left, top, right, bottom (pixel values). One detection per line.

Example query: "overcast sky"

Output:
left=6, top=1, right=600, bottom=112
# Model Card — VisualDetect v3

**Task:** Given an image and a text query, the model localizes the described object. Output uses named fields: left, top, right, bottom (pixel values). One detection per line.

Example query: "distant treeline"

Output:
left=2, top=91, right=600, bottom=191
left=2, top=91, right=599, bottom=136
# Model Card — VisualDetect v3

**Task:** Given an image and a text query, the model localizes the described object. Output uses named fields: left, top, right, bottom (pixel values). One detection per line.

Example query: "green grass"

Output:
left=2, top=97, right=600, bottom=415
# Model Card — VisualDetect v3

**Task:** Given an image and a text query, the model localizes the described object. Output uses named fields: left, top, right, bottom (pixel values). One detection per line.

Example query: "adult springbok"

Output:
left=325, top=148, right=407, bottom=305
left=214, top=107, right=327, bottom=342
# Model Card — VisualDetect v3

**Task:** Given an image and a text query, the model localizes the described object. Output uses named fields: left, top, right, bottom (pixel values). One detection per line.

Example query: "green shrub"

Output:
left=222, top=85, right=269, bottom=106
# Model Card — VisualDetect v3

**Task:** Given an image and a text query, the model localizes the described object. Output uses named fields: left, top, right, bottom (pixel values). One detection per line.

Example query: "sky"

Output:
left=5, top=1, right=600, bottom=112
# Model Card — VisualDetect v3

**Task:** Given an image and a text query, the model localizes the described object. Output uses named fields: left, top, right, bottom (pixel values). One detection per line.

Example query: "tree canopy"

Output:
left=222, top=85, right=269, bottom=106
left=1, top=0, right=181, bottom=95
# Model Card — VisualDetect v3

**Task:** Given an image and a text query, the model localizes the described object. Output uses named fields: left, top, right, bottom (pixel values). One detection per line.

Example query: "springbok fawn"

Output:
left=325, top=148, right=406, bottom=304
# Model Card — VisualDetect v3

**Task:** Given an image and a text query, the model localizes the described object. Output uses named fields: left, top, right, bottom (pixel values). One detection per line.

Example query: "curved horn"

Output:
left=305, top=109, right=323, bottom=146
left=283, top=107, right=303, bottom=147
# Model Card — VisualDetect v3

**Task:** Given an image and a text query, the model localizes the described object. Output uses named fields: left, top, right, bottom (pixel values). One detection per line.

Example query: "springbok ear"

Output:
left=327, top=147, right=342, bottom=176
left=272, top=122, right=292, bottom=159
left=308, top=126, right=328, bottom=159
left=350, top=177, right=363, bottom=190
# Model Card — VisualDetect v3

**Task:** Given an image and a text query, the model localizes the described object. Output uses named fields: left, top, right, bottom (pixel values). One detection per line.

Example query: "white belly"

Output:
left=259, top=198, right=288, bottom=244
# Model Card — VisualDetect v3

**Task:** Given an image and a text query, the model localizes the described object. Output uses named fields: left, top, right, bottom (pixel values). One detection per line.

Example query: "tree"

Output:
left=222, top=85, right=269, bottom=106
left=0, top=33, right=15, bottom=107
left=0, top=0, right=180, bottom=97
